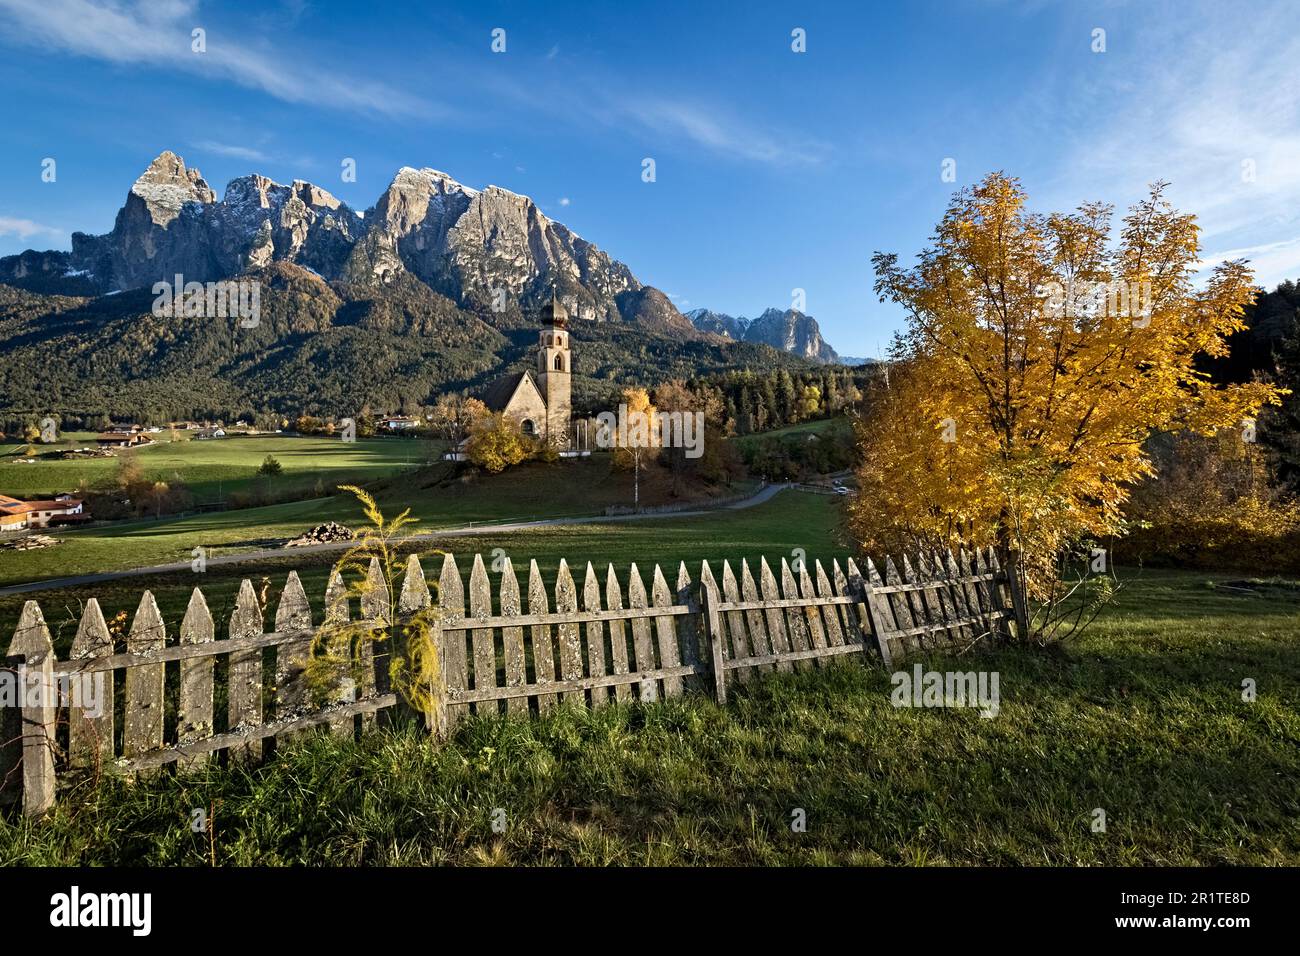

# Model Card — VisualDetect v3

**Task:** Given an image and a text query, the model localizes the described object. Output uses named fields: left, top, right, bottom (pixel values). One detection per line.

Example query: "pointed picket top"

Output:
left=863, top=556, right=886, bottom=588
left=676, top=562, right=691, bottom=597
left=739, top=559, right=758, bottom=599
left=814, top=559, right=834, bottom=600
left=883, top=555, right=903, bottom=587
left=181, top=588, right=214, bottom=641
left=361, top=557, right=389, bottom=622
left=758, top=556, right=780, bottom=596
left=901, top=553, right=919, bottom=584
left=71, top=598, right=111, bottom=660
left=832, top=558, right=850, bottom=597
left=528, top=559, right=548, bottom=612
left=469, top=553, right=491, bottom=620
left=276, top=571, right=312, bottom=632
left=699, top=559, right=718, bottom=595
left=399, top=553, right=431, bottom=612
left=797, top=563, right=818, bottom=604
left=627, top=562, right=648, bottom=607
left=231, top=579, right=262, bottom=635
left=129, top=590, right=166, bottom=652
left=605, top=563, right=625, bottom=610
left=8, top=600, right=52, bottom=661
left=555, top=558, right=577, bottom=608
left=584, top=562, right=601, bottom=610
left=651, top=563, right=672, bottom=606
left=721, top=560, right=740, bottom=600
left=500, top=557, right=522, bottom=614
left=845, top=557, right=869, bottom=597
left=439, top=552, right=464, bottom=612
left=325, top=569, right=350, bottom=625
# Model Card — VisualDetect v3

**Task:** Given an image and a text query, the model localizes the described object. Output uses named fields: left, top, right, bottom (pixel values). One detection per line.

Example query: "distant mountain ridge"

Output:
left=0, top=151, right=691, bottom=332
left=686, top=306, right=840, bottom=363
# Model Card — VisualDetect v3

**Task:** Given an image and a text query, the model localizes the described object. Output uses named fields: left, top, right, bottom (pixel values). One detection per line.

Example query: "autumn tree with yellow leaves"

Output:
left=849, top=173, right=1283, bottom=609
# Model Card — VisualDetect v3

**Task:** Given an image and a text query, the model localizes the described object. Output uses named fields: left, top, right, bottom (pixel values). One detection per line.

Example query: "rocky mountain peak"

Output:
left=129, top=150, right=216, bottom=226
left=687, top=306, right=840, bottom=363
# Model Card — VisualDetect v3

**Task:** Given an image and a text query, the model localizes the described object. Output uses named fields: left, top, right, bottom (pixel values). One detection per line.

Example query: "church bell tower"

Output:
left=536, top=291, right=572, bottom=447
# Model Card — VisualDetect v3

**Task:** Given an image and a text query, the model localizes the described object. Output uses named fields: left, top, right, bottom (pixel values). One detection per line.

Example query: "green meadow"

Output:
left=0, top=432, right=434, bottom=502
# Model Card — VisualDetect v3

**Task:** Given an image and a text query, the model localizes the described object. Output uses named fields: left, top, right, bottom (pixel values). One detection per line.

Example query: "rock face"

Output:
left=686, top=306, right=840, bottom=363
left=1, top=151, right=674, bottom=329
left=351, top=167, right=640, bottom=321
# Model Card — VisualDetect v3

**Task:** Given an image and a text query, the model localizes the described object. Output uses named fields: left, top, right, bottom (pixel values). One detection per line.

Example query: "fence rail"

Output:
left=1, top=547, right=1022, bottom=816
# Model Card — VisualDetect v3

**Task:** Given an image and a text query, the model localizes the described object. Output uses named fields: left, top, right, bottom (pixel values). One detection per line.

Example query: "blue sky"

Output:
left=1, top=0, right=1298, bottom=358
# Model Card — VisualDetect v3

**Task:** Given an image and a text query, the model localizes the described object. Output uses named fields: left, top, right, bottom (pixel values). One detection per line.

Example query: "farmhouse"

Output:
left=194, top=426, right=226, bottom=440
left=96, top=431, right=152, bottom=448
left=0, top=493, right=84, bottom=531
left=479, top=292, right=573, bottom=447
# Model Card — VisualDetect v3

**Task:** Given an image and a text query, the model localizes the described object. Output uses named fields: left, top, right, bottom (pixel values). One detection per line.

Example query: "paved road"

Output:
left=0, top=483, right=792, bottom=597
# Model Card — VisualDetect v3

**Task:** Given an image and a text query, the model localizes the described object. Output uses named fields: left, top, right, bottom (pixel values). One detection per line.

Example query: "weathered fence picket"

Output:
left=69, top=599, right=113, bottom=770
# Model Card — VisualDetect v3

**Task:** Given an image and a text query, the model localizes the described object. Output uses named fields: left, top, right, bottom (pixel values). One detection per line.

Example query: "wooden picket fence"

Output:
left=1, top=548, right=1023, bottom=817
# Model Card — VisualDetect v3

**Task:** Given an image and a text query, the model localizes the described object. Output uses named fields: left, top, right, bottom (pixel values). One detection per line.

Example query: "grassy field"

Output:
left=0, top=488, right=843, bottom=644
left=0, top=432, right=435, bottom=503
left=0, top=456, right=762, bottom=590
left=2, top=568, right=1295, bottom=865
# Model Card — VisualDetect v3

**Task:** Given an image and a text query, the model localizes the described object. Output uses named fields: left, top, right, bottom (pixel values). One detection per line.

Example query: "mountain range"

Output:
left=0, top=151, right=849, bottom=421
left=685, top=307, right=840, bottom=363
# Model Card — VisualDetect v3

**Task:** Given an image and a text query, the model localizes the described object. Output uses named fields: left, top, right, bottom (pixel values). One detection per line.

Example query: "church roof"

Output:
left=541, top=290, right=569, bottom=327
left=481, top=369, right=543, bottom=412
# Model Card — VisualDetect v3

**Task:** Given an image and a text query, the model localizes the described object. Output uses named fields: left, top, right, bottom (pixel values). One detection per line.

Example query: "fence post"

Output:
left=699, top=562, right=726, bottom=704
left=856, top=559, right=896, bottom=669
left=1006, top=551, right=1031, bottom=641
left=7, top=601, right=56, bottom=816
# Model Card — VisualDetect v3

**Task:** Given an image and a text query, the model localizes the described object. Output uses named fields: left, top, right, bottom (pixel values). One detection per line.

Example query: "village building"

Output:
left=480, top=292, right=573, bottom=447
left=0, top=494, right=85, bottom=531
left=96, top=431, right=152, bottom=448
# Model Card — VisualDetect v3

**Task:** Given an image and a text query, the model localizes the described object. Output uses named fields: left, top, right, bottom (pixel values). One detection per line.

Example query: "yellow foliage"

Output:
left=850, top=173, right=1285, bottom=596
left=307, top=486, right=444, bottom=727
left=465, top=412, right=530, bottom=473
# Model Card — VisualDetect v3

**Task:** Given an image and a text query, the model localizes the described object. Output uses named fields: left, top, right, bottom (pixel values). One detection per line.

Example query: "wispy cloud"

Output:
left=0, top=216, right=61, bottom=239
left=191, top=140, right=270, bottom=162
left=624, top=98, right=829, bottom=167
left=1047, top=1, right=1300, bottom=288
left=0, top=0, right=430, bottom=117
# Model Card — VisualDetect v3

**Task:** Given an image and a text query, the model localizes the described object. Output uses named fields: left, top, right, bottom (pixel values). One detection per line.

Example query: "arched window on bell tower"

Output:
left=554, top=354, right=565, bottom=372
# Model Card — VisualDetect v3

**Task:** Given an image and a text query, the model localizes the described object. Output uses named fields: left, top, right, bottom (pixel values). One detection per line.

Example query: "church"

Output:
left=479, top=292, right=573, bottom=448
